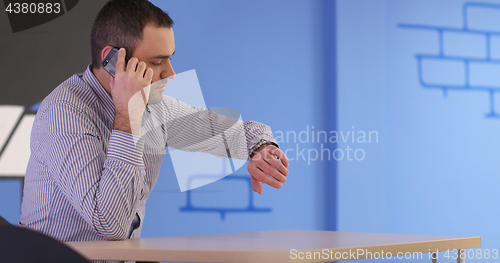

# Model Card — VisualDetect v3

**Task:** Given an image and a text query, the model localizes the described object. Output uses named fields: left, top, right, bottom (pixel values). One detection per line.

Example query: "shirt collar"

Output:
left=82, top=65, right=115, bottom=123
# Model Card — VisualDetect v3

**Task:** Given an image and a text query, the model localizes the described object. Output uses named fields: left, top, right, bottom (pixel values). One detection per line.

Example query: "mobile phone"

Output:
left=102, top=47, right=129, bottom=77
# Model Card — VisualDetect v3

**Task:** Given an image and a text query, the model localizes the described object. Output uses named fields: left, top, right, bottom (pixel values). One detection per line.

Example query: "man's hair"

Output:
left=91, top=0, right=174, bottom=69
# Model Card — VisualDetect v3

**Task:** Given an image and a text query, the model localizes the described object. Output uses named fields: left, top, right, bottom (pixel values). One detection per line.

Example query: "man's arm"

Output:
left=111, top=48, right=290, bottom=194
left=148, top=97, right=290, bottom=194
left=41, top=101, right=145, bottom=240
left=37, top=49, right=154, bottom=240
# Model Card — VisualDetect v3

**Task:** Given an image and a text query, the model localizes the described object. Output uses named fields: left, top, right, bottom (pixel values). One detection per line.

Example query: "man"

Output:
left=19, top=0, right=289, bottom=246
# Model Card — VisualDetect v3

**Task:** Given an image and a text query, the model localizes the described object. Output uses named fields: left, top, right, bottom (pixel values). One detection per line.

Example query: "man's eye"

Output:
left=152, top=61, right=162, bottom=66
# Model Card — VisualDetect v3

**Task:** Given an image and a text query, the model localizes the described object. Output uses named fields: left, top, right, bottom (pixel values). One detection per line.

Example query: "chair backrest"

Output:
left=0, top=223, right=90, bottom=263
left=0, top=215, right=12, bottom=226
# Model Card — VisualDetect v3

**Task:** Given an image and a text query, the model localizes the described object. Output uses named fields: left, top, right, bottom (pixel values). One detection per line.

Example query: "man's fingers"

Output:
left=250, top=175, right=263, bottom=194
left=272, top=147, right=289, bottom=167
left=258, top=152, right=287, bottom=182
left=259, top=162, right=286, bottom=183
left=264, top=153, right=289, bottom=177
left=116, top=48, right=127, bottom=73
left=248, top=165, right=282, bottom=189
left=256, top=146, right=289, bottom=175
left=145, top=68, right=154, bottom=82
left=136, top=61, right=147, bottom=75
left=127, top=57, right=139, bottom=73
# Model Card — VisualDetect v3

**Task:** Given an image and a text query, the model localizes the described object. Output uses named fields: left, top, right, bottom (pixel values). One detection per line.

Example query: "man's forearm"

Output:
left=43, top=102, right=146, bottom=240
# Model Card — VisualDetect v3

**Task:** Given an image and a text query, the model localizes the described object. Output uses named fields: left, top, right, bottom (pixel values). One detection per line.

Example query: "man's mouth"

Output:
left=151, top=78, right=169, bottom=92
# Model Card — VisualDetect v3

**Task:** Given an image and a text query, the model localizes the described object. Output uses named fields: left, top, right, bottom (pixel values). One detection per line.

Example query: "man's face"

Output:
left=132, top=25, right=176, bottom=104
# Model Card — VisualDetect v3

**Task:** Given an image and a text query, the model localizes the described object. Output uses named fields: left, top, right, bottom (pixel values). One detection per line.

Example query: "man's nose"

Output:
left=160, top=61, right=175, bottom=79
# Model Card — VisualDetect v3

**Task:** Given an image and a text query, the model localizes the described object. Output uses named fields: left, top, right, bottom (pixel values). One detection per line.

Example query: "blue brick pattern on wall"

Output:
left=178, top=150, right=272, bottom=220
left=180, top=175, right=271, bottom=220
left=400, top=2, right=500, bottom=118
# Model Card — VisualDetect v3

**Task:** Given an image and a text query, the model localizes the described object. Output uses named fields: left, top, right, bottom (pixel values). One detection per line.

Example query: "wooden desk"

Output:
left=65, top=230, right=480, bottom=262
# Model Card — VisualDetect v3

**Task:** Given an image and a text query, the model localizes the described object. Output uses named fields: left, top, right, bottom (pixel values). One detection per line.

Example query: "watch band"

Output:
left=249, top=139, right=279, bottom=159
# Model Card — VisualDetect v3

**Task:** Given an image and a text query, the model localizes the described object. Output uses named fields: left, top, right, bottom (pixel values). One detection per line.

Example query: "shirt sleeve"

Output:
left=40, top=101, right=145, bottom=240
left=145, top=96, right=277, bottom=161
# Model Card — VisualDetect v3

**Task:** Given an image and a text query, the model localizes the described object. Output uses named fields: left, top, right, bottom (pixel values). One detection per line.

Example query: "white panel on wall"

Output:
left=0, top=114, right=35, bottom=176
left=0, top=106, right=24, bottom=152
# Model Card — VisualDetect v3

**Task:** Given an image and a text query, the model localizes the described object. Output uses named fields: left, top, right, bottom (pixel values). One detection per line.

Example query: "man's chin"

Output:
left=148, top=80, right=167, bottom=104
left=148, top=91, right=163, bottom=105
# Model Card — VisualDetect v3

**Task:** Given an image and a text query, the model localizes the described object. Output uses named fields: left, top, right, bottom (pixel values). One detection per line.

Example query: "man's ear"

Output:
left=100, top=46, right=116, bottom=63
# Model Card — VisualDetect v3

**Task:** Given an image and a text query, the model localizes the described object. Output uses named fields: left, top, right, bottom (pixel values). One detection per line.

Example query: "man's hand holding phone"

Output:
left=110, top=48, right=153, bottom=136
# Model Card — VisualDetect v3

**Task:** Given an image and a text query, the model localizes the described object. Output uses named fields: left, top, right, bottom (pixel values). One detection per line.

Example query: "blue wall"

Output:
left=338, top=0, right=500, bottom=262
left=0, top=179, right=22, bottom=223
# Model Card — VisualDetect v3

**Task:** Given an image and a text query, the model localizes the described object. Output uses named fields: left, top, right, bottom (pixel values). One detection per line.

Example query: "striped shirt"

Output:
left=19, top=66, right=275, bottom=248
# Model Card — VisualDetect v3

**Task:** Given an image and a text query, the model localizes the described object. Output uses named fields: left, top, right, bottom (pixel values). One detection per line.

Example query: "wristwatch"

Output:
left=249, top=139, right=279, bottom=159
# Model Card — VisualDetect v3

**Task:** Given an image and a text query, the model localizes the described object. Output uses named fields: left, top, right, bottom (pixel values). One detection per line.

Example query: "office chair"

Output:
left=0, top=215, right=11, bottom=226
left=0, top=217, right=90, bottom=263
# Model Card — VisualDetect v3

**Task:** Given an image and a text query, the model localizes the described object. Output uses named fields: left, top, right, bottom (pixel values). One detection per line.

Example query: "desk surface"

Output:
left=65, top=230, right=481, bottom=262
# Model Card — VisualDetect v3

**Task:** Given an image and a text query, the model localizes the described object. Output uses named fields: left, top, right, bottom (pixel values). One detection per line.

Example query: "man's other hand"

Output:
left=247, top=145, right=289, bottom=194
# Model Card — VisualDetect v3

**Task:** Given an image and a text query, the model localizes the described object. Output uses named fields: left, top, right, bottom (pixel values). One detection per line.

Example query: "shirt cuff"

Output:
left=107, top=130, right=145, bottom=167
